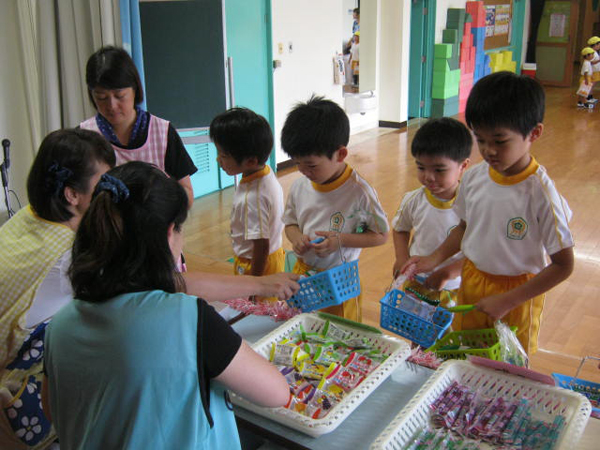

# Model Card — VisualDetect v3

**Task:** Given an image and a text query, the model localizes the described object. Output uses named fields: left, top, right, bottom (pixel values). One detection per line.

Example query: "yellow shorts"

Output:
left=455, top=259, right=544, bottom=355
left=293, top=258, right=362, bottom=322
left=233, top=247, right=285, bottom=303
left=579, top=75, right=597, bottom=85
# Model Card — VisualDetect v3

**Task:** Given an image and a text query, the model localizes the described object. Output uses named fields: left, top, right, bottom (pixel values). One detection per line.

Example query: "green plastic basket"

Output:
left=426, top=326, right=517, bottom=361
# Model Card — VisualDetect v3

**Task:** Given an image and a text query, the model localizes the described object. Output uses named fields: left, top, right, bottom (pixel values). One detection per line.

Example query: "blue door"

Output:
left=224, top=0, right=275, bottom=183
left=408, top=0, right=436, bottom=118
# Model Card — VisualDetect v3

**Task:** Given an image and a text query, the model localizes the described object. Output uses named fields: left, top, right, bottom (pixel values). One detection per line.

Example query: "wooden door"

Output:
left=535, top=0, right=579, bottom=86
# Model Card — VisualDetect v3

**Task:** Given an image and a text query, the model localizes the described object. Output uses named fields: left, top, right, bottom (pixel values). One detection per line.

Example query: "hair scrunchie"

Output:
left=95, top=174, right=130, bottom=203
left=47, top=161, right=74, bottom=197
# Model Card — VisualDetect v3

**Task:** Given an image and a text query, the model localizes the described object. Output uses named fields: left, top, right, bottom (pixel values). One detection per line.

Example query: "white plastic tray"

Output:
left=231, top=313, right=411, bottom=437
left=370, top=360, right=592, bottom=449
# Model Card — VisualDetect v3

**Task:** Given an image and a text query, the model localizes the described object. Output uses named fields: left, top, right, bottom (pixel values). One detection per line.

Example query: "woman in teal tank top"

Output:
left=42, top=162, right=289, bottom=450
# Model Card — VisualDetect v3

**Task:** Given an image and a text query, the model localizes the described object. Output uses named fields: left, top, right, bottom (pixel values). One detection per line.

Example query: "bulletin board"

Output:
left=483, top=0, right=513, bottom=50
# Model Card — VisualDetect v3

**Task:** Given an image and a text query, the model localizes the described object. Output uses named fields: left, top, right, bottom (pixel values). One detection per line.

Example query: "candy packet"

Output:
left=305, top=389, right=339, bottom=419
left=270, top=342, right=310, bottom=368
left=298, top=361, right=339, bottom=381
left=320, top=320, right=348, bottom=341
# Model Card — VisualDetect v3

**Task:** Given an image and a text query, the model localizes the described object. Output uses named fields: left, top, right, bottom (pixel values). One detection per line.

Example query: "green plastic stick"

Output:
left=316, top=312, right=382, bottom=334
left=444, top=304, right=476, bottom=313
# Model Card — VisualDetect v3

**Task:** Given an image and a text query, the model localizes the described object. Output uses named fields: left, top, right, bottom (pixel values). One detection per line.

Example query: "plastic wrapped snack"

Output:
left=495, top=320, right=528, bottom=367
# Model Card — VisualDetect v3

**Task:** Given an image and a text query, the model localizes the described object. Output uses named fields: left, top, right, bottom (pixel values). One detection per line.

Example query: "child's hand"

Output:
left=257, top=272, right=300, bottom=300
left=312, top=231, right=340, bottom=257
left=392, top=260, right=405, bottom=279
left=401, top=255, right=438, bottom=279
left=424, top=268, right=450, bottom=291
left=475, top=293, right=513, bottom=320
left=291, top=234, right=312, bottom=255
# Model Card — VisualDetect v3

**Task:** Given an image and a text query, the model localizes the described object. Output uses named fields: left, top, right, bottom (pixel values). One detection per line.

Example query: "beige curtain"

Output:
left=17, top=0, right=122, bottom=149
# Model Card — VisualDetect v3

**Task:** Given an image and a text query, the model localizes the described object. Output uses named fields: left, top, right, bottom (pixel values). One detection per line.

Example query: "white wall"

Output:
left=0, top=1, right=35, bottom=223
left=271, top=0, right=345, bottom=163
left=378, top=0, right=410, bottom=124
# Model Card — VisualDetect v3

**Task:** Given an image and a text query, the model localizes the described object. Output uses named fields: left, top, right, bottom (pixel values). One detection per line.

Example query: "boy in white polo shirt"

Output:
left=403, top=72, right=574, bottom=355
left=282, top=96, right=389, bottom=321
left=210, top=108, right=285, bottom=301
left=392, top=118, right=471, bottom=305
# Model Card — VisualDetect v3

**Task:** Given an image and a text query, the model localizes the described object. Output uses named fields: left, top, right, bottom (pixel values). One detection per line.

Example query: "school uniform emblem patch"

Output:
left=329, top=212, right=345, bottom=233
left=507, top=217, right=528, bottom=240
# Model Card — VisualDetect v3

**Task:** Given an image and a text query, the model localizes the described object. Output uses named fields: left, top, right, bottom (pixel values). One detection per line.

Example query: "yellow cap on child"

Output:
left=582, top=47, right=595, bottom=57
left=587, top=36, right=600, bottom=45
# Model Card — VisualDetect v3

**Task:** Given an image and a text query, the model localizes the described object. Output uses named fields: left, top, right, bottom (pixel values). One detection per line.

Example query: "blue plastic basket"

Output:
left=553, top=356, right=600, bottom=416
left=379, top=289, right=453, bottom=348
left=286, top=260, right=360, bottom=312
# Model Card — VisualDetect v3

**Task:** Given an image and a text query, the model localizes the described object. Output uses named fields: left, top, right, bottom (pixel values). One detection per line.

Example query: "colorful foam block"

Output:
left=489, top=53, right=503, bottom=67
left=446, top=9, right=466, bottom=26
left=432, top=83, right=460, bottom=100
left=431, top=96, right=460, bottom=118
left=432, top=69, right=461, bottom=88
left=443, top=29, right=459, bottom=44
left=448, top=56, right=460, bottom=71
left=434, top=44, right=453, bottom=59
left=466, top=1, right=486, bottom=27
left=433, top=58, right=451, bottom=72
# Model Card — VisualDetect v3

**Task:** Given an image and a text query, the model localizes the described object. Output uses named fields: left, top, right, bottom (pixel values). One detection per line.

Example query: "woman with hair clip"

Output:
left=42, top=162, right=289, bottom=449
left=0, top=129, right=115, bottom=449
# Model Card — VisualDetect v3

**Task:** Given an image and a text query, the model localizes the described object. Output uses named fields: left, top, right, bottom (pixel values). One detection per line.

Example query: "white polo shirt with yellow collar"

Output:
left=231, top=165, right=284, bottom=260
left=392, top=186, right=463, bottom=290
left=283, top=165, right=389, bottom=270
left=454, top=157, right=573, bottom=276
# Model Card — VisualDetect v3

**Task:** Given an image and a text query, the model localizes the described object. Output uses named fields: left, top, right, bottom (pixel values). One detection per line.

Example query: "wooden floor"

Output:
left=184, top=85, right=600, bottom=383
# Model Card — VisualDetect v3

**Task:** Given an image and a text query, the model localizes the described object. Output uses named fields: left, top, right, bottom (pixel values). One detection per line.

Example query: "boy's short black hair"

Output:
left=281, top=95, right=350, bottom=159
left=411, top=117, right=472, bottom=162
left=209, top=107, right=273, bottom=165
left=465, top=71, right=545, bottom=138
left=86, top=46, right=144, bottom=106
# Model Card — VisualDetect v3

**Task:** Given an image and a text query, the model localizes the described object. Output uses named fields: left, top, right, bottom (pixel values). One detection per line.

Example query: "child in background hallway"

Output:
left=403, top=72, right=574, bottom=355
left=578, top=47, right=596, bottom=109
left=210, top=108, right=285, bottom=302
left=586, top=36, right=600, bottom=103
left=392, top=118, right=471, bottom=306
left=282, top=96, right=389, bottom=321
left=350, top=32, right=360, bottom=86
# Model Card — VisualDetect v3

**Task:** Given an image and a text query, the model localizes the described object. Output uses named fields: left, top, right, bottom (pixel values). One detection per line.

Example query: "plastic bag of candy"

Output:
left=495, top=320, right=528, bottom=367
